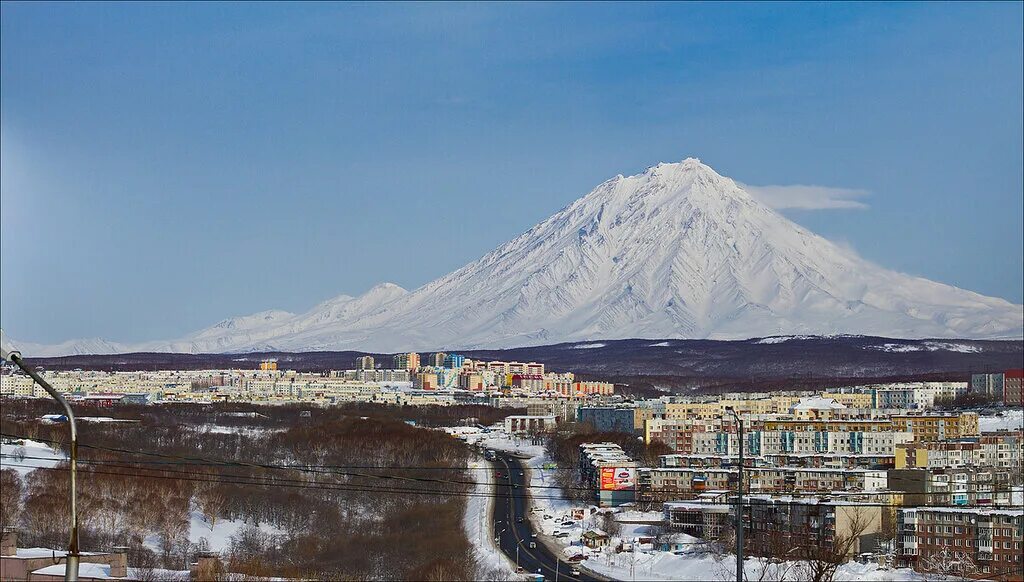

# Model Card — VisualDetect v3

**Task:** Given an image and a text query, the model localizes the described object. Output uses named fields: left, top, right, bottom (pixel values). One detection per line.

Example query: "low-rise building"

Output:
left=504, top=415, right=558, bottom=435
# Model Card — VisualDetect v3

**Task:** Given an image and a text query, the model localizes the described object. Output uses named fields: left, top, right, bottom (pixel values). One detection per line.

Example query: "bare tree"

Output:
left=196, top=484, right=228, bottom=529
left=599, top=511, right=622, bottom=537
left=920, top=548, right=979, bottom=580
left=791, top=506, right=874, bottom=582
left=0, top=469, right=22, bottom=533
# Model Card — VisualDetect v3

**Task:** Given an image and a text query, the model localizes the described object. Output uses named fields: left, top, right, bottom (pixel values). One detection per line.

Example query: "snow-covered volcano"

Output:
left=10, top=158, right=1024, bottom=355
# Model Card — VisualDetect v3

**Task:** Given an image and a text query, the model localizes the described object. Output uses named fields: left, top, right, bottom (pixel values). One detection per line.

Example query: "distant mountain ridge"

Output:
left=15, top=337, right=1023, bottom=389
left=7, top=158, right=1023, bottom=356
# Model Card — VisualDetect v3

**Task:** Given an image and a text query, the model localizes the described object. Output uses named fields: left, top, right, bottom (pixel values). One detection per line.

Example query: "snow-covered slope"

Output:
left=9, top=158, right=1024, bottom=355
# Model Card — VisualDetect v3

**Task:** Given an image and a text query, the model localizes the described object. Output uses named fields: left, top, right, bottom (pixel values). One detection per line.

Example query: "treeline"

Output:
left=0, top=398, right=521, bottom=430
left=1, top=401, right=488, bottom=580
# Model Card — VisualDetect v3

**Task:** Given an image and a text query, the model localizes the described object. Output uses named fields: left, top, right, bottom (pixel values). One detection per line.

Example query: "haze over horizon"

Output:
left=2, top=3, right=1022, bottom=345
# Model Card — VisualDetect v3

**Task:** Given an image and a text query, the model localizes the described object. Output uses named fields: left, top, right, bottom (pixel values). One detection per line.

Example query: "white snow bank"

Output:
left=0, top=439, right=66, bottom=476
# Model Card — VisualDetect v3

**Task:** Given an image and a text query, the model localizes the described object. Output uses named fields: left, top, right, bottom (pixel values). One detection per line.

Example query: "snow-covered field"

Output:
left=143, top=511, right=285, bottom=553
left=197, top=424, right=285, bottom=436
left=979, top=409, right=1024, bottom=432
left=0, top=438, right=66, bottom=476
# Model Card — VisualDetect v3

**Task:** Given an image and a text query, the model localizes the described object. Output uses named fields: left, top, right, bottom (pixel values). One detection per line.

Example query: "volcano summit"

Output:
left=12, top=158, right=1023, bottom=355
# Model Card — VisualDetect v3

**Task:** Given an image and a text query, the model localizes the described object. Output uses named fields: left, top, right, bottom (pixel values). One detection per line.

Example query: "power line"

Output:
left=4, top=438, right=1023, bottom=501
left=4, top=432, right=1022, bottom=502
left=7, top=460, right=1020, bottom=510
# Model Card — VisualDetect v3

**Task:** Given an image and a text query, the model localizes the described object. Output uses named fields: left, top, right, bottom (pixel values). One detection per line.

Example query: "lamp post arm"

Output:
left=3, top=349, right=80, bottom=581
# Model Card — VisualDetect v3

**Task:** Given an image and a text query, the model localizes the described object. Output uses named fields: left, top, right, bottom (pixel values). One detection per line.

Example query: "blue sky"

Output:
left=2, top=2, right=1022, bottom=343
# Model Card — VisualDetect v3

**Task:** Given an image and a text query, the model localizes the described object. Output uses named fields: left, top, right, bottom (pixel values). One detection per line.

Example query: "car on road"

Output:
left=517, top=517, right=524, bottom=523
left=570, top=568, right=581, bottom=576
left=529, top=541, right=537, bottom=548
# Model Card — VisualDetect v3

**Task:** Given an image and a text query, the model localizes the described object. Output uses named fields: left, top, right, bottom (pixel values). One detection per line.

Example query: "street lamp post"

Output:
left=2, top=347, right=80, bottom=582
left=726, top=407, right=744, bottom=582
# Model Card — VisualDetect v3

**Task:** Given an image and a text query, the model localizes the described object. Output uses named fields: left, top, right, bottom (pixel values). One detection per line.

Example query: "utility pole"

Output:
left=2, top=347, right=80, bottom=582
left=726, top=407, right=744, bottom=582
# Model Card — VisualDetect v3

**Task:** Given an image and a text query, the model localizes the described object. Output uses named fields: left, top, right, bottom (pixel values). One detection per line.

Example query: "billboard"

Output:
left=599, top=467, right=636, bottom=491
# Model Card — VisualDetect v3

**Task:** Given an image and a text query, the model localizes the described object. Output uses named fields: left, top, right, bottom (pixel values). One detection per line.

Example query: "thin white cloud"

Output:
left=740, top=183, right=870, bottom=210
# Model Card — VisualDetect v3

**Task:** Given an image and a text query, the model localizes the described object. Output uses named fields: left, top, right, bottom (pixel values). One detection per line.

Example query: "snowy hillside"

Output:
left=9, top=158, right=1024, bottom=356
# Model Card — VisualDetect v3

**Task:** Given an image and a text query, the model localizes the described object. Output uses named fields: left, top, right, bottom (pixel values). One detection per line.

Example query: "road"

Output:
left=491, top=451, right=603, bottom=582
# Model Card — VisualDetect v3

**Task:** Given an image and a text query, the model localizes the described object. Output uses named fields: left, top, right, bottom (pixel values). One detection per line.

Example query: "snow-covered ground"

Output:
left=0, top=438, right=66, bottom=476
left=197, top=424, right=285, bottom=436
left=143, top=511, right=285, bottom=554
left=979, top=409, right=1024, bottom=432
left=581, top=547, right=941, bottom=581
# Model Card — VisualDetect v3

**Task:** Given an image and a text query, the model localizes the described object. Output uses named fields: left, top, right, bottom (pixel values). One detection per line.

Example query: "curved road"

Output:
left=491, top=451, right=603, bottom=582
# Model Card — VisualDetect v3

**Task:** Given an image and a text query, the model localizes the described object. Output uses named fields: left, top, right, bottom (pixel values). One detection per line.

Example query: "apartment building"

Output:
left=577, top=407, right=641, bottom=434
left=637, top=466, right=887, bottom=503
left=663, top=497, right=732, bottom=540
left=821, top=391, right=874, bottom=408
left=393, top=352, right=420, bottom=371
left=870, top=382, right=968, bottom=410
left=891, top=413, right=980, bottom=442
left=971, top=373, right=1006, bottom=402
left=889, top=468, right=1018, bottom=507
left=746, top=496, right=883, bottom=559
left=659, top=453, right=896, bottom=471
left=579, top=442, right=637, bottom=507
left=1005, top=370, right=1023, bottom=407
left=0, top=374, right=37, bottom=397
left=504, top=415, right=558, bottom=435
left=896, top=432, right=1022, bottom=471
left=663, top=495, right=883, bottom=559
left=649, top=417, right=913, bottom=457
left=898, top=507, right=1023, bottom=580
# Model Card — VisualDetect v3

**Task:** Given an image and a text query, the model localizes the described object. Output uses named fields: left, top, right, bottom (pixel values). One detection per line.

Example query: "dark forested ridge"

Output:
left=21, top=336, right=1023, bottom=392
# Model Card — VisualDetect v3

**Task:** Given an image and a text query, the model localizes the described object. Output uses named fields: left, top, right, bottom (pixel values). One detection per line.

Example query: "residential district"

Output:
left=1, top=356, right=1022, bottom=581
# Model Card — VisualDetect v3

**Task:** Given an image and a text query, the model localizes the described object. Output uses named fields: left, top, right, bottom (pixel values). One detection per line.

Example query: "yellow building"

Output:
left=259, top=359, right=278, bottom=371
left=890, top=413, right=979, bottom=442
left=665, top=402, right=721, bottom=420
left=821, top=392, right=873, bottom=408
left=894, top=444, right=929, bottom=469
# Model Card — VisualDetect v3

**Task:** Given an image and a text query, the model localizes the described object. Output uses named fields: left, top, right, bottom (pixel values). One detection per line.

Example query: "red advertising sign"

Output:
left=599, top=467, right=636, bottom=490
